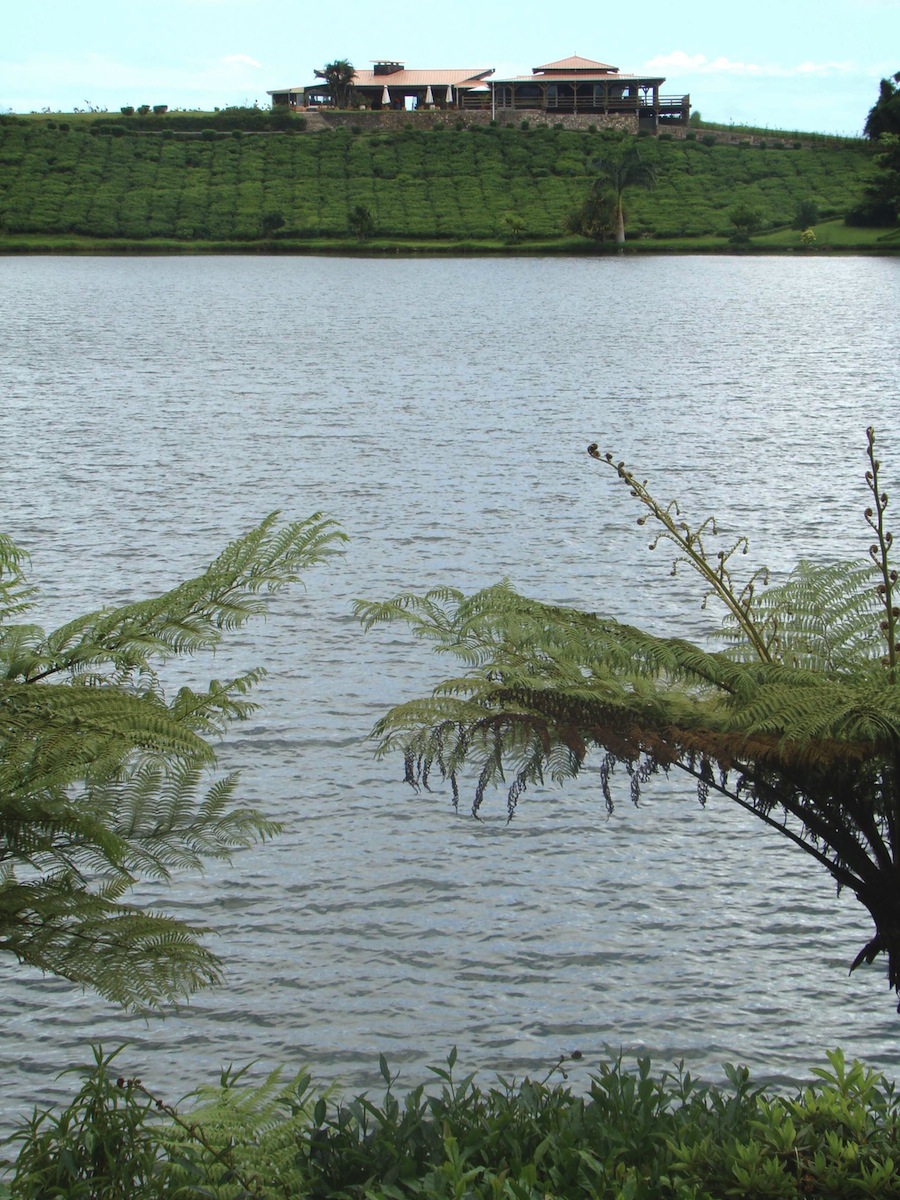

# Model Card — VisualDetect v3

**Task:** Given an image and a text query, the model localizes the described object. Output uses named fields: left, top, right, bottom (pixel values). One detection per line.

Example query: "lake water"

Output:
left=1, top=254, right=900, bottom=1125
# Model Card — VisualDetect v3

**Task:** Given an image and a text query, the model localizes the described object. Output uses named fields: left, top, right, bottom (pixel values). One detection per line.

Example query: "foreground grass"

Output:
left=4, top=1046, right=900, bottom=1198
left=2, top=220, right=896, bottom=256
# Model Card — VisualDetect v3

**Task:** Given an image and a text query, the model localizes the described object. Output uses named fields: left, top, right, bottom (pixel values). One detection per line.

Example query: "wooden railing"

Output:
left=461, top=92, right=689, bottom=121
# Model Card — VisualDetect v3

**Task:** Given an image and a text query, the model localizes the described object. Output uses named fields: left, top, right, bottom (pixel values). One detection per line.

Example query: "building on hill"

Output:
left=268, top=61, right=495, bottom=111
left=483, top=56, right=690, bottom=127
left=268, top=55, right=690, bottom=129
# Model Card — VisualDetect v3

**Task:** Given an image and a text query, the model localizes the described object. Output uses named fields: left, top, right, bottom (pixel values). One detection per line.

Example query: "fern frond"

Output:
left=0, top=874, right=222, bottom=1006
left=16, top=512, right=345, bottom=685
left=0, top=511, right=341, bottom=1007
left=361, top=436, right=900, bottom=999
left=0, top=533, right=35, bottom=623
left=720, top=560, right=882, bottom=671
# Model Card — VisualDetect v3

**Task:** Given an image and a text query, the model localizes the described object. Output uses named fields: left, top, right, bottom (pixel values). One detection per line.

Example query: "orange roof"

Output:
left=534, top=56, right=619, bottom=73
left=350, top=68, right=493, bottom=88
left=493, top=71, right=662, bottom=85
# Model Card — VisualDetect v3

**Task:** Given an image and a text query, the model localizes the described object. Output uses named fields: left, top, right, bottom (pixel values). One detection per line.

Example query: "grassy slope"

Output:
left=0, top=118, right=892, bottom=251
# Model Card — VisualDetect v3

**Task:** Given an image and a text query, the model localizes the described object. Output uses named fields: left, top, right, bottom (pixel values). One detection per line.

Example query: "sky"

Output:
left=3, top=0, right=899, bottom=136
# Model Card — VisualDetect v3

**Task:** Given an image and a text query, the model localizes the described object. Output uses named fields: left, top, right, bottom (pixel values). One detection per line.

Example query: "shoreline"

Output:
left=2, top=235, right=899, bottom=257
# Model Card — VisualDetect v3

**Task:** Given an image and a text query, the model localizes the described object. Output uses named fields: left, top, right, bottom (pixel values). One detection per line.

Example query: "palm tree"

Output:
left=589, top=140, right=656, bottom=243
left=315, top=59, right=356, bottom=110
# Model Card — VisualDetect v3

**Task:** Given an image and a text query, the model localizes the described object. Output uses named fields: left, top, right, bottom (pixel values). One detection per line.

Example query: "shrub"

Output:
left=347, top=203, right=375, bottom=240
left=201, top=128, right=217, bottom=140
left=120, top=106, right=135, bottom=116
left=501, top=211, right=527, bottom=241
left=8, top=1047, right=900, bottom=1200
left=702, top=133, right=717, bottom=145
left=792, top=198, right=820, bottom=229
left=520, top=119, right=530, bottom=130
left=57, top=122, right=69, bottom=132
left=261, top=210, right=285, bottom=235
left=685, top=130, right=697, bottom=140
left=137, top=105, right=150, bottom=116
left=728, top=202, right=763, bottom=242
left=846, top=198, right=898, bottom=226
left=152, top=105, right=168, bottom=115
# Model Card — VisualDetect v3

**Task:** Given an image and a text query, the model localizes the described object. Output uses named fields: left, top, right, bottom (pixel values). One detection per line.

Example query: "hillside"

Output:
left=0, top=115, right=879, bottom=248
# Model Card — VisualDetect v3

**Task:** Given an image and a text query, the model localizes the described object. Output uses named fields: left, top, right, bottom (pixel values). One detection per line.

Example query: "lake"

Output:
left=1, top=253, right=899, bottom=1125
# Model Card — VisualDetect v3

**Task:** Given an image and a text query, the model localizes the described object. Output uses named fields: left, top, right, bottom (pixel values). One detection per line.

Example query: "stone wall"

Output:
left=306, top=108, right=640, bottom=134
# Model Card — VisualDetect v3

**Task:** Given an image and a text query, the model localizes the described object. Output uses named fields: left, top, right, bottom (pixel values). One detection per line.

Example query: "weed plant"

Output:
left=3, top=1046, right=900, bottom=1198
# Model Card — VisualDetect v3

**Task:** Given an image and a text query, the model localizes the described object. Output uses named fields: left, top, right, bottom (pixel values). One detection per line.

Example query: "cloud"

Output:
left=644, top=51, right=860, bottom=79
left=0, top=52, right=270, bottom=112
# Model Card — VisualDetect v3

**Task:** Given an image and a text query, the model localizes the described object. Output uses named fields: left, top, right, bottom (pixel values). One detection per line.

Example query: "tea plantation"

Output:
left=0, top=116, right=879, bottom=247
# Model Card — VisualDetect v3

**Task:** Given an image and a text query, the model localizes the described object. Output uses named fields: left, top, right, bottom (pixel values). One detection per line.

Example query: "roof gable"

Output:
left=534, top=56, right=619, bottom=74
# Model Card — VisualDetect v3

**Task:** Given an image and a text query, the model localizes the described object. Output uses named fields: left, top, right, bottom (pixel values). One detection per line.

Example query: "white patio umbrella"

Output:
left=424, top=85, right=434, bottom=106
left=446, top=86, right=454, bottom=107
left=381, top=85, right=390, bottom=106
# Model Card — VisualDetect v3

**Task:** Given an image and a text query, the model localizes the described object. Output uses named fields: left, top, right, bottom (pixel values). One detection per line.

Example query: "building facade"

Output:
left=269, top=55, right=690, bottom=128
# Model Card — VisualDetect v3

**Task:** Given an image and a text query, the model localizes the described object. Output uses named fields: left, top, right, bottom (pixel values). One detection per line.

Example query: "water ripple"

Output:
left=0, top=256, right=899, bottom=1128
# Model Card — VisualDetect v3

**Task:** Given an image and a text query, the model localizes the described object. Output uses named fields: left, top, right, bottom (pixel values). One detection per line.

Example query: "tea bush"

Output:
left=0, top=123, right=871, bottom=244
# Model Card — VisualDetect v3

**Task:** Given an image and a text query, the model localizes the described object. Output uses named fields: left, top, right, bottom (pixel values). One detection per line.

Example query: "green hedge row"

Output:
left=0, top=122, right=872, bottom=242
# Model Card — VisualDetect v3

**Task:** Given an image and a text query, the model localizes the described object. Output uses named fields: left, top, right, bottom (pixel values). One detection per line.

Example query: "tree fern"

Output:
left=358, top=430, right=900, bottom=1005
left=0, top=511, right=345, bottom=1008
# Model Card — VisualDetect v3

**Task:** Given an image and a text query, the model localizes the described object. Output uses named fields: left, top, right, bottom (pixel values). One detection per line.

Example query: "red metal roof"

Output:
left=492, top=72, right=664, bottom=85
left=534, top=56, right=619, bottom=73
left=349, top=68, right=493, bottom=88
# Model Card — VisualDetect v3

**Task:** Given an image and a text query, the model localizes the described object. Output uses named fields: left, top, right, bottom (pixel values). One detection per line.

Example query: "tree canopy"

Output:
left=864, top=72, right=900, bottom=139
left=847, top=73, right=900, bottom=228
left=357, top=431, right=900, bottom=1006
left=0, top=512, right=344, bottom=1008
left=314, top=60, right=356, bottom=110
left=846, top=133, right=900, bottom=229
